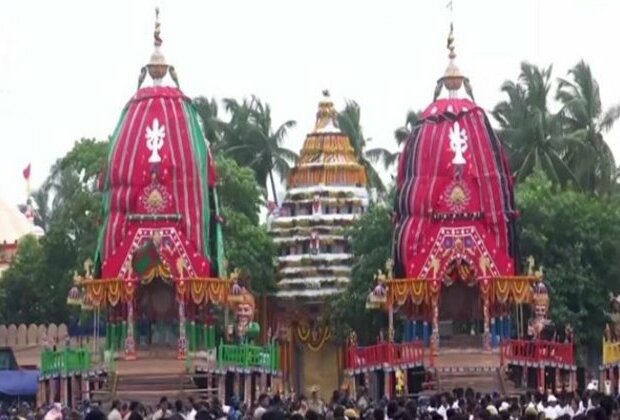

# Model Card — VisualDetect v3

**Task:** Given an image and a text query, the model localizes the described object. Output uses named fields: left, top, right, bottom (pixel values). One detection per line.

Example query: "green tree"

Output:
left=337, top=100, right=386, bottom=192
left=221, top=96, right=298, bottom=204
left=216, top=156, right=263, bottom=225
left=556, top=60, right=620, bottom=194
left=492, top=63, right=579, bottom=186
left=42, top=138, right=108, bottom=266
left=369, top=110, right=423, bottom=171
left=0, top=234, right=74, bottom=324
left=215, top=157, right=276, bottom=292
left=517, top=172, right=620, bottom=363
left=0, top=139, right=109, bottom=324
left=193, top=96, right=226, bottom=152
left=330, top=203, right=393, bottom=344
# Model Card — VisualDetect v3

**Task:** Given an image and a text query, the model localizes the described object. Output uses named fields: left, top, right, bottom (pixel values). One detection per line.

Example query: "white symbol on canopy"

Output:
left=449, top=121, right=468, bottom=165
left=146, top=118, right=166, bottom=163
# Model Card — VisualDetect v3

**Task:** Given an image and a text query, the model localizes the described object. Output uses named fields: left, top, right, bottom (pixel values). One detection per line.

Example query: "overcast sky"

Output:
left=0, top=0, right=618, bottom=206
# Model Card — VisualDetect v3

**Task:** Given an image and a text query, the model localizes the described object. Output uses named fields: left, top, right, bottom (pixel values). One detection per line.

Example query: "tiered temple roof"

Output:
left=270, top=92, right=368, bottom=301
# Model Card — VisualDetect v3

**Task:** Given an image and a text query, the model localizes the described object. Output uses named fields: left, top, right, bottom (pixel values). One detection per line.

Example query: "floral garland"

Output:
left=296, top=321, right=331, bottom=351
left=85, top=277, right=229, bottom=307
left=385, top=276, right=535, bottom=307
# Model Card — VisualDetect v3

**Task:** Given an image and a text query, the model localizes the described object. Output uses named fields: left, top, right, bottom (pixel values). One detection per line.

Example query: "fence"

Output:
left=40, top=348, right=92, bottom=375
left=500, top=339, right=574, bottom=366
left=346, top=341, right=425, bottom=370
left=217, top=341, right=280, bottom=370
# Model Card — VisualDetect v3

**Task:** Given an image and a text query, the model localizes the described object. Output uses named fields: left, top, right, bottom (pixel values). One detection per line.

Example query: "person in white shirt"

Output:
left=543, top=395, right=562, bottom=420
left=108, top=401, right=123, bottom=420
left=186, top=398, right=198, bottom=420
left=253, top=394, right=270, bottom=420
left=153, top=397, right=173, bottom=420
left=43, top=403, right=62, bottom=420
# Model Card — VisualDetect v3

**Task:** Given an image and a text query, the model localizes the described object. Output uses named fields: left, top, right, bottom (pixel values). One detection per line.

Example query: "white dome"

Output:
left=0, top=198, right=44, bottom=244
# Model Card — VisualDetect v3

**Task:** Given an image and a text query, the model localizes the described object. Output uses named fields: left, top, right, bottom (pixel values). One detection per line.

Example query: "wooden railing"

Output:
left=41, top=348, right=92, bottom=375
left=346, top=341, right=424, bottom=370
left=217, top=341, right=280, bottom=370
left=603, top=339, right=620, bottom=365
left=500, top=339, right=574, bottom=366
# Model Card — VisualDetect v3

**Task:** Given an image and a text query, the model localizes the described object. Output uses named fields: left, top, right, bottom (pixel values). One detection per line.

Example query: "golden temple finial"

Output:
left=314, top=89, right=340, bottom=133
left=441, top=22, right=463, bottom=95
left=142, top=6, right=171, bottom=87
left=432, top=1, right=474, bottom=101
left=154, top=7, right=162, bottom=48
left=447, top=23, right=456, bottom=60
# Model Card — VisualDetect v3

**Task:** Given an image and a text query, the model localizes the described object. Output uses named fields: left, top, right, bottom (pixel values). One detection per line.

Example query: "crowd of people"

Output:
left=3, top=386, right=620, bottom=420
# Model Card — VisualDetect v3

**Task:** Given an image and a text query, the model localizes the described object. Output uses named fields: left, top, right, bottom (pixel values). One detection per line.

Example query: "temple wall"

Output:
left=0, top=323, right=87, bottom=348
left=301, top=343, right=340, bottom=396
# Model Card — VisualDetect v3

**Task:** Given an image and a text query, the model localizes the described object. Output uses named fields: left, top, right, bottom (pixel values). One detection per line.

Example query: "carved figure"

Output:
left=606, top=293, right=620, bottom=341
left=228, top=285, right=259, bottom=343
left=528, top=282, right=554, bottom=340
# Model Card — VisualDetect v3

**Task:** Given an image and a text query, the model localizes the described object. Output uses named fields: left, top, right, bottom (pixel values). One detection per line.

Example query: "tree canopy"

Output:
left=493, top=61, right=620, bottom=194
left=516, top=172, right=620, bottom=362
left=215, top=156, right=276, bottom=292
left=0, top=139, right=276, bottom=323
left=330, top=203, right=392, bottom=344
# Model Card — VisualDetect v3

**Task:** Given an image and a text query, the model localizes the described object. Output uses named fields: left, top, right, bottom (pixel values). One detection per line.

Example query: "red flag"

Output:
left=22, top=164, right=31, bottom=180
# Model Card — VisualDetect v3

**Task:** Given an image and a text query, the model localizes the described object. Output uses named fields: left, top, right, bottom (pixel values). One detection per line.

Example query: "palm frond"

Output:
left=600, top=105, right=620, bottom=132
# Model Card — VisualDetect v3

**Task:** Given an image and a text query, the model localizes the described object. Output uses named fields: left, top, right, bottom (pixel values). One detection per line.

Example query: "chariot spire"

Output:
left=433, top=2, right=474, bottom=101
left=138, top=7, right=179, bottom=89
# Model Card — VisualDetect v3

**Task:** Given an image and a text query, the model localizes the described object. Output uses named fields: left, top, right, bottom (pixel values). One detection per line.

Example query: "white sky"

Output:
left=0, top=0, right=618, bottom=206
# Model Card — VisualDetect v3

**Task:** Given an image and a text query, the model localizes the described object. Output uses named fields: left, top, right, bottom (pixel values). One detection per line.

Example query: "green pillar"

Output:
left=105, top=322, right=111, bottom=351
left=191, top=322, right=197, bottom=352
left=209, top=326, right=215, bottom=348
left=120, top=321, right=127, bottom=350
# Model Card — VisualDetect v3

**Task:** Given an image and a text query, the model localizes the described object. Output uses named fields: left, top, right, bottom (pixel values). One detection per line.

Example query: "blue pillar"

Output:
left=491, top=318, right=499, bottom=348
left=408, top=320, right=415, bottom=342
left=496, top=316, right=502, bottom=340
left=504, top=315, right=511, bottom=339
left=422, top=321, right=430, bottom=347
left=508, top=315, right=512, bottom=338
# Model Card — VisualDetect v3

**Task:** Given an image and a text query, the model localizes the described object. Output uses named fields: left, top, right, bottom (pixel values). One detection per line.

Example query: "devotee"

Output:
left=308, top=387, right=326, bottom=416
left=254, top=394, right=270, bottom=420
left=153, top=397, right=172, bottom=420
left=108, top=401, right=122, bottom=420
left=43, top=404, right=62, bottom=420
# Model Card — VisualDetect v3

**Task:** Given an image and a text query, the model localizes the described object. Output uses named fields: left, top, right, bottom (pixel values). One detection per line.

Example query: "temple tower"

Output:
left=269, top=91, right=368, bottom=393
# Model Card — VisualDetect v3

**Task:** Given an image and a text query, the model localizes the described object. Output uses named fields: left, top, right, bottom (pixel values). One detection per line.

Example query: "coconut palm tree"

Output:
left=221, top=96, right=298, bottom=205
left=192, top=96, right=226, bottom=153
left=492, top=62, right=579, bottom=186
left=337, top=100, right=386, bottom=192
left=556, top=60, right=620, bottom=194
left=362, top=110, right=423, bottom=171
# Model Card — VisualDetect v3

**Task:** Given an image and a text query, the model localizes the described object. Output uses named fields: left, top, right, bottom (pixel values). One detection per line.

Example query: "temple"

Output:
left=268, top=91, right=368, bottom=393
left=345, top=24, right=575, bottom=397
left=84, top=7, right=226, bottom=361
left=44, top=9, right=279, bottom=406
